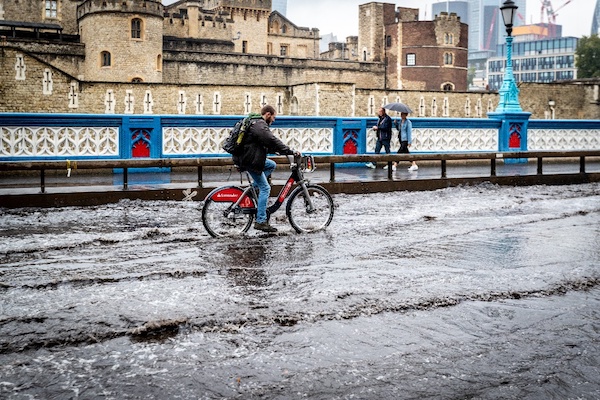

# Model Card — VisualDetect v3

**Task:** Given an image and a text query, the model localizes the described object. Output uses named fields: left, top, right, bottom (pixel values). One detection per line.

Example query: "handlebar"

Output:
left=287, top=154, right=316, bottom=172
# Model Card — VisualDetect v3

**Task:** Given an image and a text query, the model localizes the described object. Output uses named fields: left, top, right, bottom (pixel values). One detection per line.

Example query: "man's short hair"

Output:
left=261, top=105, right=276, bottom=115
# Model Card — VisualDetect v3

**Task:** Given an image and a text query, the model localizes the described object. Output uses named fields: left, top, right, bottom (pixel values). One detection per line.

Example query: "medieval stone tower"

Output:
left=76, top=0, right=164, bottom=83
left=358, top=2, right=396, bottom=63
left=203, top=0, right=272, bottom=54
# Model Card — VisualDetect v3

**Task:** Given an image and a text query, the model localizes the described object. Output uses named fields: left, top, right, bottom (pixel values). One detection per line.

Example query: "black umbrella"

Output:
left=383, top=102, right=412, bottom=113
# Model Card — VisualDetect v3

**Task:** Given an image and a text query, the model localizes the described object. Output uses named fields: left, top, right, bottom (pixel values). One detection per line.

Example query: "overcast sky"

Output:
left=162, top=0, right=594, bottom=40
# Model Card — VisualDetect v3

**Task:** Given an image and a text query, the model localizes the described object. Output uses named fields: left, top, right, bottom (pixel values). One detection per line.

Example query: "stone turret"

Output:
left=77, top=0, right=164, bottom=82
left=203, top=0, right=272, bottom=53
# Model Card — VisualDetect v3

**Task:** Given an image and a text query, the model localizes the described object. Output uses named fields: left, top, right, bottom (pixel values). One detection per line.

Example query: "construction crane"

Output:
left=483, top=9, right=525, bottom=51
left=540, top=0, right=573, bottom=38
left=484, top=8, right=498, bottom=50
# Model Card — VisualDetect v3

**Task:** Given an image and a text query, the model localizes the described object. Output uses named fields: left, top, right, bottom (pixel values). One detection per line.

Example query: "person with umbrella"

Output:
left=383, top=102, right=418, bottom=172
left=397, top=111, right=418, bottom=171
left=365, top=107, right=393, bottom=169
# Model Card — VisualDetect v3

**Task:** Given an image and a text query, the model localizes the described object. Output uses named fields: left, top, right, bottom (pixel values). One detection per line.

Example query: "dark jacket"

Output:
left=233, top=118, right=294, bottom=173
left=377, top=114, right=393, bottom=141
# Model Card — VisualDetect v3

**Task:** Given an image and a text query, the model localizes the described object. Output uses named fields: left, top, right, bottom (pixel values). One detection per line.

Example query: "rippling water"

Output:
left=1, top=183, right=599, bottom=399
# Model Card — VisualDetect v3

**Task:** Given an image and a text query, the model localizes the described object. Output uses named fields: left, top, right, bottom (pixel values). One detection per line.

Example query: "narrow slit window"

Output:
left=101, top=51, right=111, bottom=67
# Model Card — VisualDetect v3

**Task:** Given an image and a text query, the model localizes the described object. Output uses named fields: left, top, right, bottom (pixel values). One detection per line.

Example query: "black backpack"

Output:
left=222, top=113, right=262, bottom=156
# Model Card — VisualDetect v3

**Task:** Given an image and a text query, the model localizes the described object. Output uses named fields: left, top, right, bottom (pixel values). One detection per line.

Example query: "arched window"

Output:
left=445, top=33, right=454, bottom=45
left=271, top=21, right=280, bottom=34
left=101, top=51, right=111, bottom=67
left=442, top=83, right=455, bottom=91
left=290, top=96, right=299, bottom=115
left=131, top=18, right=142, bottom=39
left=156, top=54, right=162, bottom=71
left=131, top=77, right=143, bottom=83
left=444, top=52, right=453, bottom=65
left=282, top=24, right=287, bottom=34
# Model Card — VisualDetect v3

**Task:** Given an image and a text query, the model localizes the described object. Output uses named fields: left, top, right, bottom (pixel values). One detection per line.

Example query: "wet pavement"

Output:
left=1, top=181, right=599, bottom=399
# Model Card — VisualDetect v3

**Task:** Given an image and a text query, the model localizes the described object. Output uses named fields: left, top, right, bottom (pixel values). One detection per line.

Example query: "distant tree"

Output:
left=467, top=65, right=476, bottom=87
left=575, top=34, right=600, bottom=78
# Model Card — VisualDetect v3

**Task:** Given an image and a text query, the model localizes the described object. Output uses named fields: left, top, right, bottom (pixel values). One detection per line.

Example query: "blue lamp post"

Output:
left=488, top=0, right=531, bottom=161
left=495, top=0, right=521, bottom=112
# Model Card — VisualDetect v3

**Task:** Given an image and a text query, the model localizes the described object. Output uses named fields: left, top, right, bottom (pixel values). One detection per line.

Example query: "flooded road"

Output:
left=1, top=182, right=599, bottom=399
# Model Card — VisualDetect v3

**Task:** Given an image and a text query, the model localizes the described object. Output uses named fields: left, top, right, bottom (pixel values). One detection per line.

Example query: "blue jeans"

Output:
left=375, top=138, right=391, bottom=154
left=248, top=158, right=276, bottom=224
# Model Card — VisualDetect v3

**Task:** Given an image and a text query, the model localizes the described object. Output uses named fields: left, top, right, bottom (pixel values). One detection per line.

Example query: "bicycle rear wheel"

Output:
left=202, top=187, right=256, bottom=237
left=286, top=184, right=334, bottom=233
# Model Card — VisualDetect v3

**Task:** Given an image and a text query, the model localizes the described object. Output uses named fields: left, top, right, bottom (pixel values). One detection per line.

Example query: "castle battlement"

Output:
left=204, top=0, right=272, bottom=12
left=436, top=12, right=461, bottom=23
left=77, top=0, right=164, bottom=22
left=165, top=8, right=232, bottom=25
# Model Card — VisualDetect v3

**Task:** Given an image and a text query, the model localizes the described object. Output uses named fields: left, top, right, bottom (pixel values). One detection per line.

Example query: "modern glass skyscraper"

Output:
left=592, top=0, right=600, bottom=35
left=272, top=0, right=287, bottom=16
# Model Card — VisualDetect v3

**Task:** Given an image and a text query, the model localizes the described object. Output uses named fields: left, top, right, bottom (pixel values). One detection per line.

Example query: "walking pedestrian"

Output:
left=366, top=107, right=393, bottom=170
left=396, top=111, right=418, bottom=171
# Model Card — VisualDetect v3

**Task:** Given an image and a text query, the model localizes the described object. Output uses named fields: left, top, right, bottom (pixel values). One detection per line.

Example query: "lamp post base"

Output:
left=488, top=111, right=532, bottom=164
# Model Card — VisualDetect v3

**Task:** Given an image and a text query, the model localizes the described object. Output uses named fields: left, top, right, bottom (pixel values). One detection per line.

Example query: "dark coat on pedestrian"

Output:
left=233, top=118, right=294, bottom=173
left=376, top=114, right=393, bottom=141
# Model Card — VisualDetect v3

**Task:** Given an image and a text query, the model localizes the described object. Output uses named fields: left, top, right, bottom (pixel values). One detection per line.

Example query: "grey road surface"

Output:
left=1, top=182, right=599, bottom=399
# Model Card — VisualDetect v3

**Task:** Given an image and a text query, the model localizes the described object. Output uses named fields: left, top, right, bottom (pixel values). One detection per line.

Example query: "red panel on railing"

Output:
left=132, top=141, right=150, bottom=157
left=131, top=129, right=151, bottom=158
left=343, top=130, right=358, bottom=154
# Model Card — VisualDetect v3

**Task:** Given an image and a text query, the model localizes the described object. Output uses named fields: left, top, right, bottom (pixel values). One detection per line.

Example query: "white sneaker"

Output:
left=365, top=162, right=376, bottom=169
left=408, top=165, right=418, bottom=171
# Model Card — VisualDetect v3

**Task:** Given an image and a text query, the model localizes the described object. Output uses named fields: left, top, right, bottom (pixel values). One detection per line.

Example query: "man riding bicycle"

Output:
left=233, top=105, right=300, bottom=233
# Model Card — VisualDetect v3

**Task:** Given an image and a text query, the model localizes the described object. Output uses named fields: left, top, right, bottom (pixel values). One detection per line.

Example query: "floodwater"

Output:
left=1, top=182, right=599, bottom=399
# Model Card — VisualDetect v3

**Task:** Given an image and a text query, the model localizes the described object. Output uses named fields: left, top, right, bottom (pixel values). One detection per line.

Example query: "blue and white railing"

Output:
left=1, top=113, right=599, bottom=162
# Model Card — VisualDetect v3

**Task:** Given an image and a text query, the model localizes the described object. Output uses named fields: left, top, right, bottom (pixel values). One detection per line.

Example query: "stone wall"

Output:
left=163, top=6, right=234, bottom=42
left=1, top=40, right=85, bottom=78
left=518, top=82, right=600, bottom=120
left=227, top=8, right=269, bottom=55
left=267, top=12, right=319, bottom=58
left=2, top=46, right=599, bottom=119
left=0, top=47, right=75, bottom=113
left=161, top=50, right=384, bottom=88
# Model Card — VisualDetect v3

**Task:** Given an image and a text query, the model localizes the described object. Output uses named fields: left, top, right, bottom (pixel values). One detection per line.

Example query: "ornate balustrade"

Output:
left=1, top=113, right=599, bottom=162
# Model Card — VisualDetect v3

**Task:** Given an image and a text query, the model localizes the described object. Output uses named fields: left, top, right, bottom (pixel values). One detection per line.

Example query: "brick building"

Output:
left=357, top=3, right=468, bottom=91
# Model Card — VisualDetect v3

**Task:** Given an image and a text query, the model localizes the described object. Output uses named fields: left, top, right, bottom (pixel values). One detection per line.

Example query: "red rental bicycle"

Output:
left=201, top=154, right=334, bottom=237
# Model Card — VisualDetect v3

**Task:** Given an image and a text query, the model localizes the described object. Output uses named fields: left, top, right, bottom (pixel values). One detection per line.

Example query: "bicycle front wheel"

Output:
left=202, top=187, right=255, bottom=237
left=286, top=184, right=334, bottom=233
